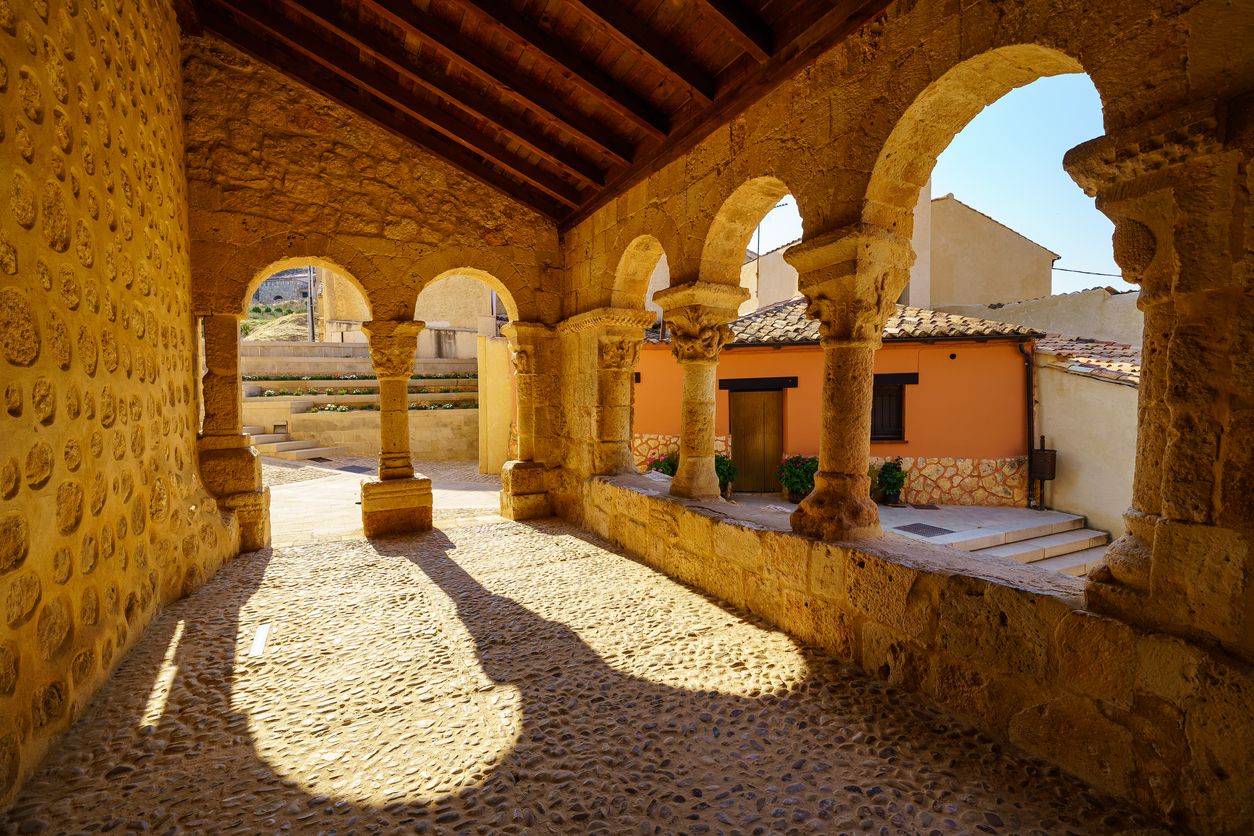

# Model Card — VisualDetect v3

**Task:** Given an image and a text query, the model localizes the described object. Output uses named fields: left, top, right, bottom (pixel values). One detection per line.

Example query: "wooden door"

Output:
left=729, top=390, right=784, bottom=492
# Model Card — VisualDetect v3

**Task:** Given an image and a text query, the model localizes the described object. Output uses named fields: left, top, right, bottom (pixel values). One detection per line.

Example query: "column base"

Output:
left=790, top=472, right=881, bottom=541
left=222, top=489, right=271, bottom=552
left=500, top=461, right=551, bottom=520
left=670, top=455, right=721, bottom=500
left=361, top=477, right=433, bottom=537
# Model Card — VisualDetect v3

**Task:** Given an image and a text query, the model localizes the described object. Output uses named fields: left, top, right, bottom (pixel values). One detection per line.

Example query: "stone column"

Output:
left=784, top=226, right=912, bottom=541
left=359, top=320, right=432, bottom=536
left=499, top=322, right=555, bottom=520
left=1066, top=101, right=1254, bottom=661
left=557, top=307, right=657, bottom=475
left=653, top=283, right=748, bottom=499
left=197, top=313, right=269, bottom=551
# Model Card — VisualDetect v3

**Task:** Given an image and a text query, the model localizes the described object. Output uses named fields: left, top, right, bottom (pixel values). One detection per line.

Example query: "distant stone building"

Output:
left=251, top=267, right=312, bottom=303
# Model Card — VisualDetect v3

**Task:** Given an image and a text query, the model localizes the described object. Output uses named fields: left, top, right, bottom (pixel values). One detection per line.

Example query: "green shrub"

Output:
left=714, top=454, right=737, bottom=493
left=877, top=458, right=907, bottom=501
left=777, top=455, right=819, bottom=500
left=867, top=462, right=882, bottom=501
left=646, top=451, right=679, bottom=476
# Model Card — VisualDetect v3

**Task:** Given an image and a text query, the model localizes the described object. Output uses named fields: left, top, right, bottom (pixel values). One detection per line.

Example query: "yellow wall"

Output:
left=635, top=340, right=1028, bottom=460
left=414, top=275, right=494, bottom=330
left=0, top=0, right=237, bottom=801
left=477, top=336, right=515, bottom=474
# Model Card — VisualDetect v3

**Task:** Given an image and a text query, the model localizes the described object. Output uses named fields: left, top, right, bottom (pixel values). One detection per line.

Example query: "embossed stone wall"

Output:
left=0, top=0, right=237, bottom=805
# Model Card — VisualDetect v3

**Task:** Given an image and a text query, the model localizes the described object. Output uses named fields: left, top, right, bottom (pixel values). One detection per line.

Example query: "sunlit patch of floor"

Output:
left=3, top=510, right=1165, bottom=834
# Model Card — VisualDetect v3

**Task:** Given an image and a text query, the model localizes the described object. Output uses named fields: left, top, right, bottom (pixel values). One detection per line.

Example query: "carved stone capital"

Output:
left=557, top=306, right=657, bottom=335
left=598, top=334, right=641, bottom=371
left=653, top=282, right=747, bottom=365
left=363, top=319, right=424, bottom=379
left=1064, top=101, right=1227, bottom=196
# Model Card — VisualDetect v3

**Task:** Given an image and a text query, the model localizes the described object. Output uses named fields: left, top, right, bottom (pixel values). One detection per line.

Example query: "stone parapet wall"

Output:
left=631, top=433, right=730, bottom=470
left=547, top=474, right=1253, bottom=833
left=871, top=456, right=1027, bottom=506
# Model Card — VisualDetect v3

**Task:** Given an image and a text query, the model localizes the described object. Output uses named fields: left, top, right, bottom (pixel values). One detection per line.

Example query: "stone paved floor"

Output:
left=1, top=510, right=1164, bottom=835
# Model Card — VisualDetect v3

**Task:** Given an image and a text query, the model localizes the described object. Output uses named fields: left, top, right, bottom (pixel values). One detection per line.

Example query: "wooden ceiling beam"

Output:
left=275, top=0, right=606, bottom=189
left=198, top=17, right=568, bottom=219
left=563, top=0, right=718, bottom=103
left=360, top=0, right=638, bottom=167
left=457, top=0, right=667, bottom=140
left=199, top=13, right=569, bottom=219
left=692, top=0, right=774, bottom=62
left=209, top=0, right=583, bottom=209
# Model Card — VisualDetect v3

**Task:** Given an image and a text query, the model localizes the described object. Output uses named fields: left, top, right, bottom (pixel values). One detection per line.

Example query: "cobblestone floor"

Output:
left=2, top=510, right=1163, bottom=835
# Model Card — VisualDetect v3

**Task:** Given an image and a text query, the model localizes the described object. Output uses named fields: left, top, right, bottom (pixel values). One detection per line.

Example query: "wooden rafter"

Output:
left=693, top=0, right=773, bottom=62
left=563, top=0, right=718, bottom=103
left=275, top=0, right=607, bottom=189
left=198, top=7, right=570, bottom=218
left=208, top=0, right=584, bottom=208
left=359, top=0, right=639, bottom=167
left=457, top=0, right=668, bottom=140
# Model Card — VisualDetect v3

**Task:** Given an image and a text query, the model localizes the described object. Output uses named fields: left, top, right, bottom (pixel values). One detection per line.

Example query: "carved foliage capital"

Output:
left=667, top=307, right=734, bottom=363
left=363, top=319, right=424, bottom=379
left=802, top=289, right=888, bottom=346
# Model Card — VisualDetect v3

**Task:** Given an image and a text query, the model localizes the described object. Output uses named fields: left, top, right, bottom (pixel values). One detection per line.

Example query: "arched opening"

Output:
left=241, top=260, right=371, bottom=344
left=857, top=46, right=1126, bottom=577
left=413, top=269, right=521, bottom=486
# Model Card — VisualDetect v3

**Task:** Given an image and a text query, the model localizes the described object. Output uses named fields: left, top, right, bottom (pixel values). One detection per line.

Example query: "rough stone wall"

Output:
left=0, top=0, right=237, bottom=805
left=182, top=38, right=562, bottom=324
left=873, top=455, right=1028, bottom=507
left=631, top=432, right=731, bottom=470
left=566, top=477, right=1253, bottom=833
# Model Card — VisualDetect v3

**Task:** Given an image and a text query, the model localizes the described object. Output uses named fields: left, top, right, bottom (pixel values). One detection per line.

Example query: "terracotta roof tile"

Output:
left=726, top=298, right=1042, bottom=344
left=1036, top=334, right=1141, bottom=387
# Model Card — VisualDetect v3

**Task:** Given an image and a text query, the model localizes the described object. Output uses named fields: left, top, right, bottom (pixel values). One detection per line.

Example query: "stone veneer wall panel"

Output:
left=871, top=455, right=1027, bottom=507
left=0, top=0, right=238, bottom=805
left=182, top=38, right=562, bottom=324
left=555, top=476, right=1252, bottom=833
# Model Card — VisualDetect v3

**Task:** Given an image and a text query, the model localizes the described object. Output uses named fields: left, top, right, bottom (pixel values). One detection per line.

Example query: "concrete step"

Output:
left=976, top=528, right=1108, bottom=564
left=248, top=433, right=289, bottom=445
left=1030, top=546, right=1108, bottom=577
left=242, top=425, right=266, bottom=436
left=270, top=446, right=345, bottom=461
left=928, top=514, right=1084, bottom=551
left=254, top=439, right=319, bottom=454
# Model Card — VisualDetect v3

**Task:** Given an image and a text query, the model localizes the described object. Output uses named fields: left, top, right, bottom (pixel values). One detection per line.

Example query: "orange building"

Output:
left=633, top=299, right=1040, bottom=505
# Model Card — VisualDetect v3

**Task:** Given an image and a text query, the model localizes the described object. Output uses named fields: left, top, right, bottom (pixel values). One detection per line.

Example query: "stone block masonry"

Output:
left=872, top=456, right=1027, bottom=506
left=0, top=0, right=239, bottom=804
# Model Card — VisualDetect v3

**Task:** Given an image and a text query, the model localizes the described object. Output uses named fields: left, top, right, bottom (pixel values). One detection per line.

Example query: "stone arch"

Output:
left=610, top=235, right=667, bottom=310
left=699, top=176, right=793, bottom=285
left=862, top=44, right=1091, bottom=243
left=192, top=232, right=398, bottom=318
left=243, top=256, right=373, bottom=323
left=415, top=267, right=520, bottom=323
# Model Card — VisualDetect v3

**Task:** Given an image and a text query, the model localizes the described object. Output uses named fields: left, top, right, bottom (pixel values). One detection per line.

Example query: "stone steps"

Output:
left=1029, top=545, right=1109, bottom=577
left=973, top=527, right=1109, bottom=564
left=925, top=514, right=1084, bottom=551
left=247, top=432, right=344, bottom=461
left=269, top=445, right=346, bottom=461
left=242, top=425, right=266, bottom=435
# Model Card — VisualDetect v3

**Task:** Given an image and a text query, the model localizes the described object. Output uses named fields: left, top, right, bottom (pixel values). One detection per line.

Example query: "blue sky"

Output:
left=752, top=74, right=1128, bottom=295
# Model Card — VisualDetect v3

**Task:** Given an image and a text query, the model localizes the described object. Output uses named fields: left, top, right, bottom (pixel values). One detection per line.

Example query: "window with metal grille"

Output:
left=871, top=383, right=905, bottom=441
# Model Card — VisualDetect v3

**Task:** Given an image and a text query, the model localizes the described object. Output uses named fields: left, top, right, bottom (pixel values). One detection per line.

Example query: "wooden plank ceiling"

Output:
left=188, top=0, right=892, bottom=225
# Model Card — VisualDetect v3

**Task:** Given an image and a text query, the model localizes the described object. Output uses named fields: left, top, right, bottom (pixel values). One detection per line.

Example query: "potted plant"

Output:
left=646, top=451, right=680, bottom=477
left=777, top=455, right=818, bottom=503
left=877, top=458, right=907, bottom=505
left=714, top=454, right=738, bottom=498
left=867, top=462, right=883, bottom=502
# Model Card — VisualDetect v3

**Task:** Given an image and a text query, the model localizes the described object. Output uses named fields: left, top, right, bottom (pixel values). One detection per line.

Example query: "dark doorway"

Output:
left=729, top=390, right=783, bottom=492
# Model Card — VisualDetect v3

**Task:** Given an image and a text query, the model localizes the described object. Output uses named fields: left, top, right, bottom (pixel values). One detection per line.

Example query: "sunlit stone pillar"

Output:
left=653, top=283, right=748, bottom=499
left=784, top=226, right=912, bottom=541
left=360, top=319, right=431, bottom=536
left=1066, top=102, right=1254, bottom=660
left=499, top=322, right=555, bottom=520
left=197, top=313, right=269, bottom=551
left=558, top=307, right=657, bottom=476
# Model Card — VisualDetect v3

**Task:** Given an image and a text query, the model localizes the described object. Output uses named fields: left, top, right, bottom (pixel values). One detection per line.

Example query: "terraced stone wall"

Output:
left=555, top=476, right=1253, bottom=833
left=0, top=0, right=238, bottom=806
